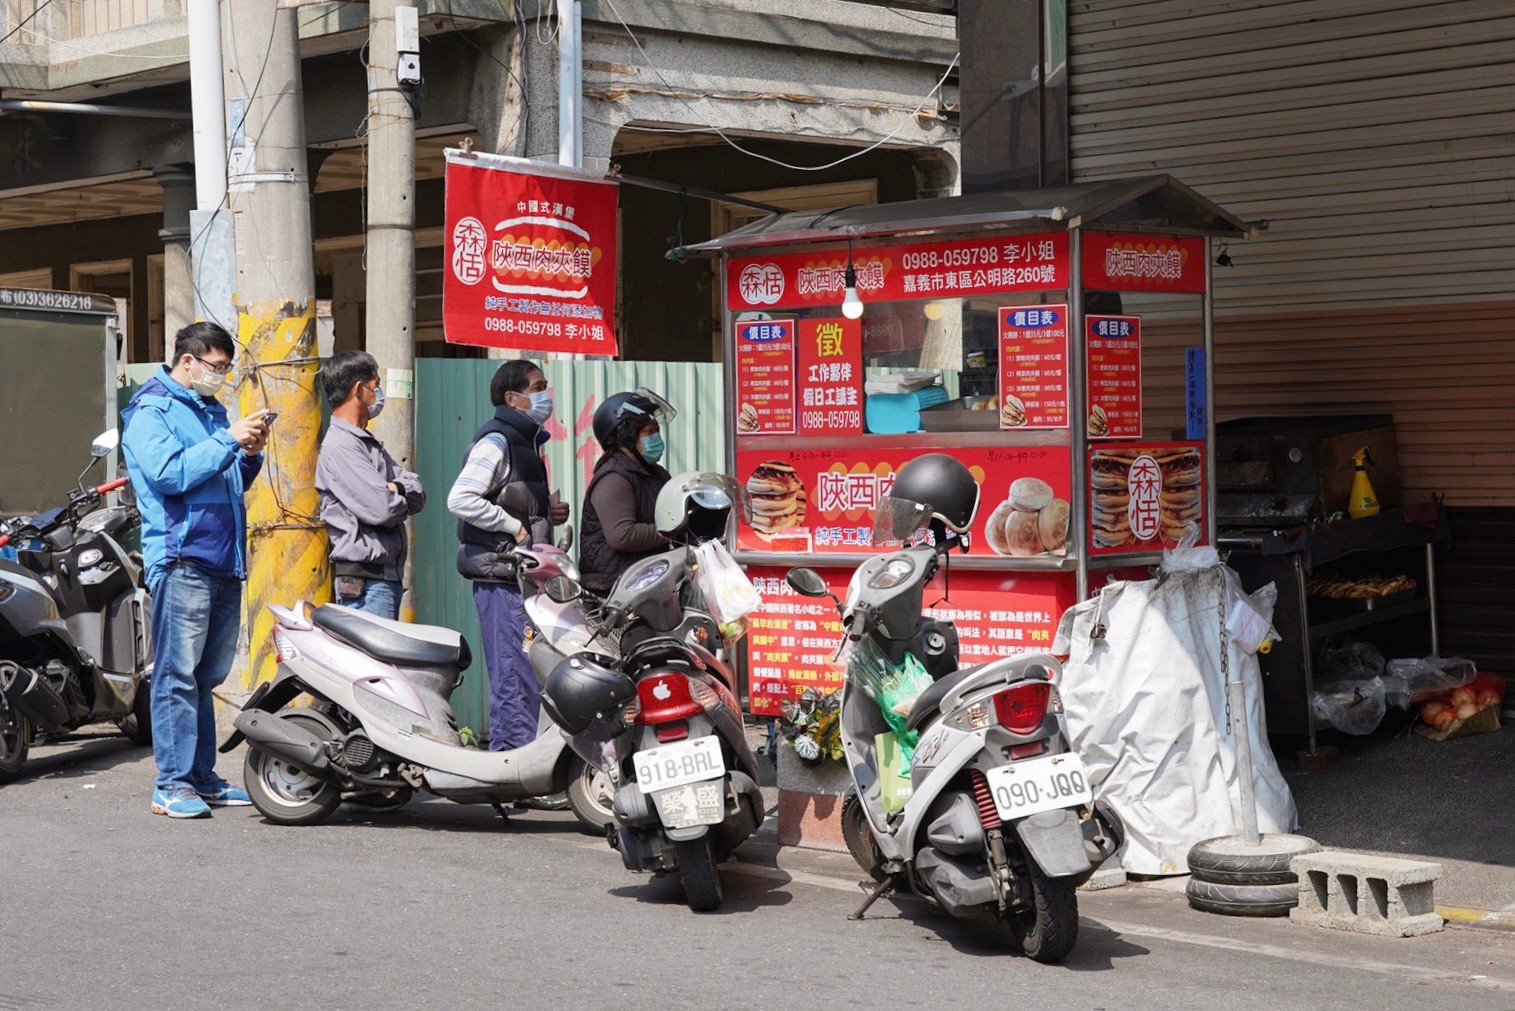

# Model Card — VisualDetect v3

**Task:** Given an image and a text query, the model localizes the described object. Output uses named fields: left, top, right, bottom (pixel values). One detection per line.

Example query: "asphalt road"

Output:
left=5, top=729, right=1515, bottom=1011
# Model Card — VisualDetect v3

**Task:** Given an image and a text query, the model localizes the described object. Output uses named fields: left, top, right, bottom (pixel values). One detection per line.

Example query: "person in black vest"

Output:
left=579, top=389, right=676, bottom=595
left=446, top=360, right=569, bottom=751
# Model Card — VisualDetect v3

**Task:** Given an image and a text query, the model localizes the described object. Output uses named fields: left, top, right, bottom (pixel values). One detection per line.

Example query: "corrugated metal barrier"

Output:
left=413, top=359, right=727, bottom=736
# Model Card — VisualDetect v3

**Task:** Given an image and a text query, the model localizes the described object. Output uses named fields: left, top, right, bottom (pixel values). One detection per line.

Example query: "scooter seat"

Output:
left=904, top=664, right=984, bottom=734
left=313, top=604, right=470, bottom=670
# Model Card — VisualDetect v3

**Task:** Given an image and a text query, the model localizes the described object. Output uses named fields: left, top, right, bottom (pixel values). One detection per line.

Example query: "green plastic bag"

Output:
left=876, top=731, right=914, bottom=812
left=845, top=641, right=932, bottom=769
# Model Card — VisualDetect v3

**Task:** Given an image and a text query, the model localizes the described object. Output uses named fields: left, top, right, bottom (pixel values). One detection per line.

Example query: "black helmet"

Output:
left=592, top=388, right=677, bottom=453
left=887, top=453, right=980, bottom=534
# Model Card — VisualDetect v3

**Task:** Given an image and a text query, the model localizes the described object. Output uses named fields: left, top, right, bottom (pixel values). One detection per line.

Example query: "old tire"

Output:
left=1185, top=877, right=1299, bottom=917
left=676, top=836, right=724, bottom=913
left=566, top=758, right=616, bottom=835
left=1187, top=834, right=1321, bottom=886
left=0, top=709, right=29, bottom=784
left=243, top=710, right=343, bottom=826
left=1006, top=864, right=1080, bottom=964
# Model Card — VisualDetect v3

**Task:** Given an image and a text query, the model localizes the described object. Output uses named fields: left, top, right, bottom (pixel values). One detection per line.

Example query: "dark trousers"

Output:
left=472, top=581, right=538, bottom=751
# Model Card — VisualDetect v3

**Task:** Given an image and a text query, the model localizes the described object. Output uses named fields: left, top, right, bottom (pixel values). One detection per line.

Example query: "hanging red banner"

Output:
left=1087, top=441, right=1207, bottom=555
left=734, top=319, right=797, bottom=435
left=1081, top=232, right=1206, bottom=294
left=726, top=233, right=1069, bottom=310
left=795, top=317, right=863, bottom=436
left=997, top=304, right=1069, bottom=430
left=443, top=154, right=619, bottom=356
left=1085, top=314, right=1142, bottom=439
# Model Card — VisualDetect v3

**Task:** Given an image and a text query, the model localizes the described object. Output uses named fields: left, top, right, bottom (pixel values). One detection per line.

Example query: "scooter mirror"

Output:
left=545, top=575, right=583, bottom=604
left=785, top=567, right=828, bottom=598
left=90, top=429, right=120, bottom=459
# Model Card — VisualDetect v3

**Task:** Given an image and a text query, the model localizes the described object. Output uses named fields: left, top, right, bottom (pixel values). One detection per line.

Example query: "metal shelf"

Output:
left=1307, top=598, right=1431, bottom=641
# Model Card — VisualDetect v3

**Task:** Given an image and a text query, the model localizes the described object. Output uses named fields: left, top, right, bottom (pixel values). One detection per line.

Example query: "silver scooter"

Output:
left=786, top=497, right=1120, bottom=963
left=221, top=538, right=614, bottom=830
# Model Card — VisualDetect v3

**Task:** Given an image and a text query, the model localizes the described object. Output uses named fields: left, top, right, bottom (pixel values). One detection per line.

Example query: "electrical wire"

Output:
left=598, top=0, right=958, bottom=173
left=0, top=0, right=53, bottom=46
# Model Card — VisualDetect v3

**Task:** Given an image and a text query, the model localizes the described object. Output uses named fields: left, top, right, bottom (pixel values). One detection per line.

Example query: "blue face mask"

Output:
left=639, top=432, right=665, bottom=464
left=522, top=389, right=553, bottom=426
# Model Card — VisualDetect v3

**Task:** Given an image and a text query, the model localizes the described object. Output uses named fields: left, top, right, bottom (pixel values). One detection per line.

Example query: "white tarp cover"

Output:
left=1053, top=562, right=1299, bottom=875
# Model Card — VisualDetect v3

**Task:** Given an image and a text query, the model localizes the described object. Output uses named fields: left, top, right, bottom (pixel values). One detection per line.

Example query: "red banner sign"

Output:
left=998, top=304, right=1069, bottom=430
left=1081, top=232, right=1206, bottom=294
left=1088, top=441, right=1206, bottom=555
left=744, top=566, right=1074, bottom=715
left=737, top=441, right=1071, bottom=559
left=1086, top=314, right=1142, bottom=439
left=796, top=317, right=862, bottom=436
left=727, top=233, right=1069, bottom=310
left=443, top=155, right=619, bottom=355
left=734, top=319, right=796, bottom=435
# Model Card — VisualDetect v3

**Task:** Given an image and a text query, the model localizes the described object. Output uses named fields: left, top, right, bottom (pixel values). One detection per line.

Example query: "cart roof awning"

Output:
left=680, top=174, right=1250, bottom=257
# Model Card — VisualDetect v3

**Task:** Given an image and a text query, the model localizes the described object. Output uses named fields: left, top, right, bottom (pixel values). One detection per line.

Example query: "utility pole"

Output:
left=366, top=1, right=419, bottom=619
left=226, top=0, right=327, bottom=689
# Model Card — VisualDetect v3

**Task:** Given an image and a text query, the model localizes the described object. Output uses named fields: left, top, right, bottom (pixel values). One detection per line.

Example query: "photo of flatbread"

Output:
left=1038, top=498, right=1070, bottom=553
left=985, top=499, right=1017, bottom=556
left=1005, top=511, right=1043, bottom=557
left=737, top=402, right=760, bottom=433
left=985, top=485, right=1067, bottom=557
left=1009, top=476, right=1054, bottom=512
left=1000, top=394, right=1026, bottom=428
left=1089, top=447, right=1204, bottom=549
left=746, top=461, right=807, bottom=540
left=1088, top=404, right=1109, bottom=438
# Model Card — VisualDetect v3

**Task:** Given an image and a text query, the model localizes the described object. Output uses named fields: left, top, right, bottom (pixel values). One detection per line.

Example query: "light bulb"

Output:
left=841, top=264, right=864, bottom=319
left=922, top=300, right=945, bottom=321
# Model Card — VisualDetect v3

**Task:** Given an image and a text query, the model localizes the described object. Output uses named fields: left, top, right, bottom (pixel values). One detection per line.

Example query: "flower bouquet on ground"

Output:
left=778, top=687, right=844, bottom=763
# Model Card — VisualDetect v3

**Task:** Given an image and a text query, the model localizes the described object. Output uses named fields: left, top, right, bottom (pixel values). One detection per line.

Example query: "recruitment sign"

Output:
left=443, top=151, right=620, bottom=356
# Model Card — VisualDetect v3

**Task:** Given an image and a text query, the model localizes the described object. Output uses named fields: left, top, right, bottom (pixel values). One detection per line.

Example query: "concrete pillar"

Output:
left=329, top=250, right=366, bottom=354
left=153, top=163, right=197, bottom=360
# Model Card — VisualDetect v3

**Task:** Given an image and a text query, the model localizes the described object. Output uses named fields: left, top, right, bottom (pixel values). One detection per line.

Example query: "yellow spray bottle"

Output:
left=1348, top=446, right=1380, bottom=519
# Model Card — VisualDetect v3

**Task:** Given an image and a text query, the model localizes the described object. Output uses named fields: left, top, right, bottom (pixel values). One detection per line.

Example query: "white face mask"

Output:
left=189, top=359, right=227, bottom=398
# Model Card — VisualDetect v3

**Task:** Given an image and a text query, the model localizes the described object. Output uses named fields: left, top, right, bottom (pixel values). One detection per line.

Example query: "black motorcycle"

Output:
left=0, top=430, right=153, bottom=782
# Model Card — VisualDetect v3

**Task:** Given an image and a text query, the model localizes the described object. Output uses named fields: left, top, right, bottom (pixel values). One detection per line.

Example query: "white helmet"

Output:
left=655, top=472, right=742, bottom=544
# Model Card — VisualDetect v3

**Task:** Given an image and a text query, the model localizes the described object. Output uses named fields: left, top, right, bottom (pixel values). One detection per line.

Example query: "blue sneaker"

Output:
left=195, top=780, right=252, bottom=807
left=151, top=787, right=211, bottom=819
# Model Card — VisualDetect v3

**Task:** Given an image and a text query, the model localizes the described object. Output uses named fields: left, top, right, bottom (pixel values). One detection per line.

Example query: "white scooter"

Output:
left=221, top=536, right=614, bottom=831
left=785, top=472, right=1121, bottom=963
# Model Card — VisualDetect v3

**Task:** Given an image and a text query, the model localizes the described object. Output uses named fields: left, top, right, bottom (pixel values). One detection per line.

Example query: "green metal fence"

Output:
left=413, top=359, right=728, bottom=736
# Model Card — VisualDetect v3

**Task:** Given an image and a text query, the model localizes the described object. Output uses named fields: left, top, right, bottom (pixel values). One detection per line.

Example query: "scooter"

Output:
left=220, top=536, right=615, bottom=831
left=541, top=474, right=765, bottom=912
left=0, top=430, right=153, bottom=783
left=785, top=504, right=1120, bottom=962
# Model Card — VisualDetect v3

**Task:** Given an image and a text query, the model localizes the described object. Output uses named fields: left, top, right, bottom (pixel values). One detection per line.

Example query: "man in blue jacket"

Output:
left=123, top=321, right=269, bottom=819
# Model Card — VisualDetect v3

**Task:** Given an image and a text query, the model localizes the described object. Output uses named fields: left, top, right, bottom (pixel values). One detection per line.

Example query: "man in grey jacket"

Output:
left=316, top=351, right=426, bottom=619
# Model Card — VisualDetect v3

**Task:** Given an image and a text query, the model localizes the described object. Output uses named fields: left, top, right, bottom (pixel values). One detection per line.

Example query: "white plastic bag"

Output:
left=1382, top=656, right=1477, bottom=709
left=693, top=540, right=762, bottom=624
left=1311, top=677, right=1387, bottom=734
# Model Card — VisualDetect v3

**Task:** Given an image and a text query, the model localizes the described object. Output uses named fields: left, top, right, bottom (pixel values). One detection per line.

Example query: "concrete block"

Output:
left=1289, top=851, right=1444, bottom=937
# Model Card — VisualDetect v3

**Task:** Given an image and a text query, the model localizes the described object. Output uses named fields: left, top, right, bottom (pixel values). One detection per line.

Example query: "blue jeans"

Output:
left=473, top=581, right=538, bottom=751
left=338, top=578, right=403, bottom=621
left=149, top=562, right=242, bottom=792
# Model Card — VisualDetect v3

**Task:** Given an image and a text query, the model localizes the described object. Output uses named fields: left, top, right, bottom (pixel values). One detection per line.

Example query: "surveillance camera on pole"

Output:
left=396, top=5, right=420, bottom=85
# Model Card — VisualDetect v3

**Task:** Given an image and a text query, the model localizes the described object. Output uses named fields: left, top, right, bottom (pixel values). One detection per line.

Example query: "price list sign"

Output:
left=997, top=304, right=1069, bottom=430
left=734, top=319, right=797, bottom=435
left=1086, top=314, right=1142, bottom=439
left=796, top=317, right=863, bottom=436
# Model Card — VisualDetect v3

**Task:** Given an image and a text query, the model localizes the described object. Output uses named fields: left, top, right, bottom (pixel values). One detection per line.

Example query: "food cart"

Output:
left=681, top=176, right=1250, bottom=716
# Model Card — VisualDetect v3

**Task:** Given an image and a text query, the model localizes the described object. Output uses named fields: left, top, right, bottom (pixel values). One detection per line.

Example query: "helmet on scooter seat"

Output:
left=592, top=388, right=677, bottom=453
left=542, top=654, right=636, bottom=739
left=654, top=472, right=741, bottom=545
left=886, top=453, right=980, bottom=534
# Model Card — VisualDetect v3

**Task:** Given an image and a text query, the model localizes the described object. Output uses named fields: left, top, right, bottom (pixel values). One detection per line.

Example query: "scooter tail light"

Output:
left=620, top=697, right=642, bottom=726
left=992, top=682, right=1051, bottom=735
left=689, top=678, right=722, bottom=712
left=272, top=628, right=301, bottom=663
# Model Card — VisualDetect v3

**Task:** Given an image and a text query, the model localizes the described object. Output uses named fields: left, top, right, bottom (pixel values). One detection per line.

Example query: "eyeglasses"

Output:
left=193, top=355, right=236, bottom=376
